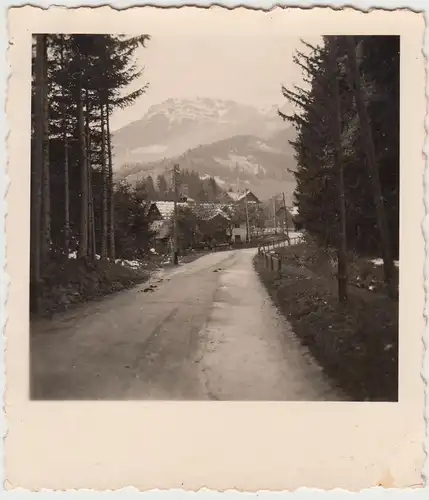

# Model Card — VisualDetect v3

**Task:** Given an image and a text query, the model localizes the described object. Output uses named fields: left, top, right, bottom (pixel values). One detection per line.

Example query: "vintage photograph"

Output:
left=5, top=5, right=425, bottom=491
left=28, top=29, right=400, bottom=402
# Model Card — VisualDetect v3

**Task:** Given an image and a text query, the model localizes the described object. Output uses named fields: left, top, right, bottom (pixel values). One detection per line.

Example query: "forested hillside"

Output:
left=117, top=128, right=297, bottom=202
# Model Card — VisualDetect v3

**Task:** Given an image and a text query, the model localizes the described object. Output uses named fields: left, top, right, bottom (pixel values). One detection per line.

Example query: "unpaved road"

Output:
left=31, top=249, right=343, bottom=400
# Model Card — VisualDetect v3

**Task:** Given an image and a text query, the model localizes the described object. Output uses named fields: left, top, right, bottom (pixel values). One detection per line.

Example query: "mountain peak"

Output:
left=113, top=97, right=289, bottom=169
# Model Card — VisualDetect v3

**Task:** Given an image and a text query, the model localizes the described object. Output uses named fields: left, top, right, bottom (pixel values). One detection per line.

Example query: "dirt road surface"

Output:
left=31, top=249, right=343, bottom=400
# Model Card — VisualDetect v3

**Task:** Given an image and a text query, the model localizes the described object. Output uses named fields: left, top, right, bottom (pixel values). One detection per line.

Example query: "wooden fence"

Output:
left=258, top=235, right=302, bottom=253
left=257, top=234, right=303, bottom=274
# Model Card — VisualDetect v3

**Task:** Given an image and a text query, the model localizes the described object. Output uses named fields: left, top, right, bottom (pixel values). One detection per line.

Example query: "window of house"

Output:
left=234, top=223, right=240, bottom=228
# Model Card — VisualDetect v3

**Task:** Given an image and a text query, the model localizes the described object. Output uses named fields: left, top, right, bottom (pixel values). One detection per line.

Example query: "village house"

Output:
left=226, top=189, right=261, bottom=205
left=146, top=189, right=262, bottom=251
left=275, top=205, right=295, bottom=231
left=231, top=221, right=248, bottom=243
left=229, top=189, right=261, bottom=243
left=148, top=201, right=233, bottom=252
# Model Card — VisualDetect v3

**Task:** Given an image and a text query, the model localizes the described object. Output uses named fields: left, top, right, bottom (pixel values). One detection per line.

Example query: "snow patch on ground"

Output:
left=114, top=259, right=147, bottom=270
left=131, top=144, right=168, bottom=155
left=68, top=252, right=101, bottom=261
left=255, top=140, right=278, bottom=153
left=214, top=176, right=226, bottom=185
left=371, top=258, right=399, bottom=268
left=214, top=154, right=262, bottom=175
left=68, top=256, right=147, bottom=271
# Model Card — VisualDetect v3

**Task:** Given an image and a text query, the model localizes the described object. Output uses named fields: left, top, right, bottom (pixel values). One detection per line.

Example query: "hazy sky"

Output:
left=110, top=33, right=320, bottom=130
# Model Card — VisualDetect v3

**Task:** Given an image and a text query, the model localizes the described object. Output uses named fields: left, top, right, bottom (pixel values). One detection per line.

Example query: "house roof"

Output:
left=206, top=210, right=231, bottom=222
left=191, top=203, right=233, bottom=221
left=154, top=201, right=186, bottom=219
left=144, top=202, right=162, bottom=218
left=155, top=201, right=234, bottom=222
left=226, top=192, right=242, bottom=202
left=226, top=190, right=260, bottom=204
left=276, top=206, right=293, bottom=217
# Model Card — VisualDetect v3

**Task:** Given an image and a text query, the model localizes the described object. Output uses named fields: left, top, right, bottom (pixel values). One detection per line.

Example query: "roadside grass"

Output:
left=36, top=245, right=226, bottom=315
left=37, top=258, right=153, bottom=316
left=254, top=241, right=398, bottom=402
left=37, top=242, right=238, bottom=315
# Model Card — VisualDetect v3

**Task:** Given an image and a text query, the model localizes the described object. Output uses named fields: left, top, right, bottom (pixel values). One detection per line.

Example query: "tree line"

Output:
left=31, top=34, right=150, bottom=311
left=282, top=35, right=399, bottom=300
left=131, top=169, right=224, bottom=202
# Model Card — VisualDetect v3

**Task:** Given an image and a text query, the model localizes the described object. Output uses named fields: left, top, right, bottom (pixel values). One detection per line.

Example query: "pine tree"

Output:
left=145, top=175, right=157, bottom=200
left=157, top=174, right=168, bottom=199
left=30, top=33, right=152, bottom=310
left=77, top=69, right=89, bottom=260
left=100, top=102, right=108, bottom=258
left=40, top=35, right=51, bottom=265
left=282, top=36, right=399, bottom=260
left=30, top=34, right=46, bottom=311
left=59, top=35, right=71, bottom=254
left=326, top=36, right=348, bottom=303
left=344, top=36, right=397, bottom=298
left=281, top=36, right=399, bottom=299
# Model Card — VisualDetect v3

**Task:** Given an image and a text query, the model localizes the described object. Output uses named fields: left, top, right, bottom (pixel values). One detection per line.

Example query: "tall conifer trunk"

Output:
left=106, top=104, right=115, bottom=260
left=327, top=36, right=348, bottom=303
left=77, top=71, right=89, bottom=259
left=100, top=102, right=108, bottom=259
left=40, top=35, right=51, bottom=265
left=60, top=35, right=70, bottom=255
left=345, top=36, right=397, bottom=299
left=31, top=35, right=45, bottom=312
left=85, top=88, right=96, bottom=261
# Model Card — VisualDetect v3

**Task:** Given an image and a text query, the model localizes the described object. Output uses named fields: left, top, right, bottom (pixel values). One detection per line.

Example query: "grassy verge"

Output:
left=254, top=243, right=398, bottom=401
left=36, top=258, right=154, bottom=316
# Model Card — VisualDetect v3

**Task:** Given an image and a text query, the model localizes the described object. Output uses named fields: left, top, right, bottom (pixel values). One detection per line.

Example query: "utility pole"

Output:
left=272, top=197, right=277, bottom=233
left=282, top=192, right=291, bottom=244
left=172, top=164, right=180, bottom=265
left=244, top=192, right=250, bottom=243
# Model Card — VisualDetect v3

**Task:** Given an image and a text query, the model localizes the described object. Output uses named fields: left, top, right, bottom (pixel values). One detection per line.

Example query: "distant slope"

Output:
left=112, top=97, right=291, bottom=168
left=116, top=127, right=297, bottom=203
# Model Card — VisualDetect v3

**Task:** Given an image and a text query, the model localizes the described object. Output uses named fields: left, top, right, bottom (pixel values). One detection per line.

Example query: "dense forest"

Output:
left=282, top=35, right=399, bottom=300
left=30, top=34, right=152, bottom=312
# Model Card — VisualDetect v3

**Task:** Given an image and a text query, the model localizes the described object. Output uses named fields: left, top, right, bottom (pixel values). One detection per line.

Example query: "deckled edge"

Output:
left=1, top=1, right=427, bottom=494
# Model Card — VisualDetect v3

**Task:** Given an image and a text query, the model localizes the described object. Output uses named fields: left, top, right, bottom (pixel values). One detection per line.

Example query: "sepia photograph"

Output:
left=28, top=28, right=400, bottom=402
left=4, top=5, right=425, bottom=491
